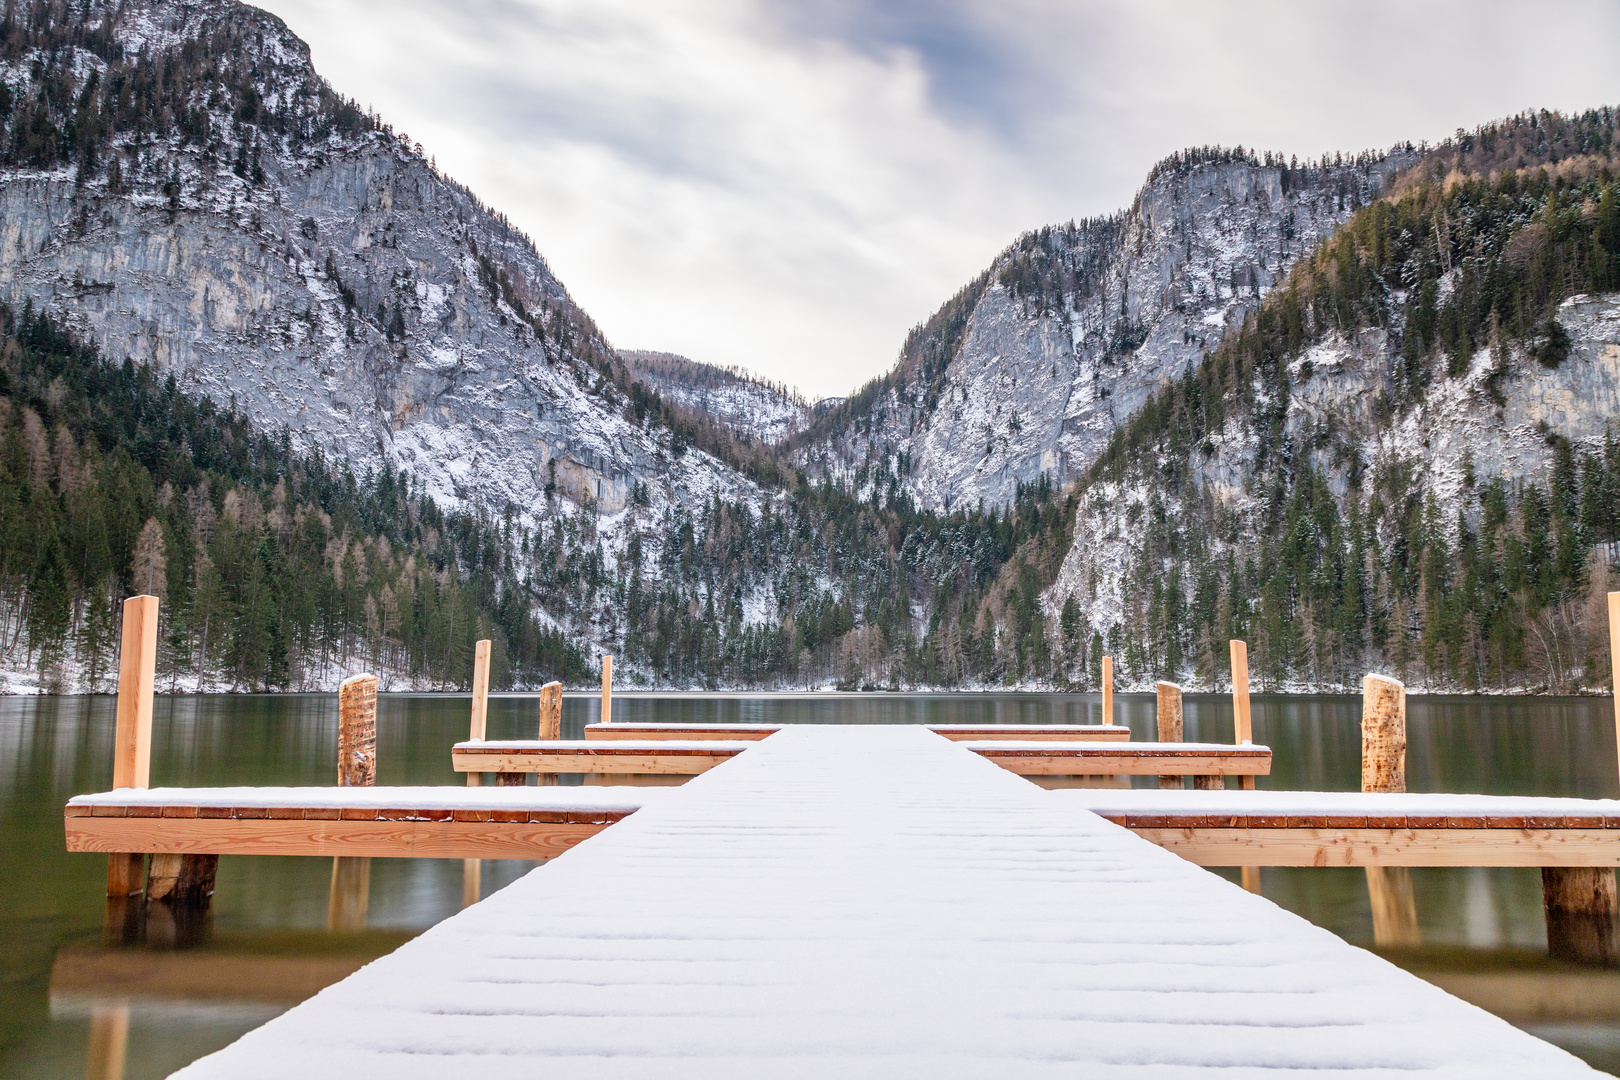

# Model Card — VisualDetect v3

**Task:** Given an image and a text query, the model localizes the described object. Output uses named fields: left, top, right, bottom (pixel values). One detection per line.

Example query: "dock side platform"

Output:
left=172, top=725, right=1596, bottom=1078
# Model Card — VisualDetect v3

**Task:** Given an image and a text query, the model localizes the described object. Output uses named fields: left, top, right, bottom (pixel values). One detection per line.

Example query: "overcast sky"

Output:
left=256, top=0, right=1620, bottom=399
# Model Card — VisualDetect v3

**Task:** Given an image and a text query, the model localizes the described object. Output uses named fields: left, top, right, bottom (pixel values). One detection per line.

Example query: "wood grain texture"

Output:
left=539, top=682, right=563, bottom=741
left=338, top=674, right=378, bottom=787
left=66, top=814, right=623, bottom=859
left=1230, top=639, right=1252, bottom=745
left=1362, top=673, right=1406, bottom=794
left=112, top=595, right=159, bottom=790
left=1123, top=827, right=1620, bottom=867
left=454, top=749, right=739, bottom=774
left=1102, top=656, right=1114, bottom=725
left=973, top=749, right=1271, bottom=776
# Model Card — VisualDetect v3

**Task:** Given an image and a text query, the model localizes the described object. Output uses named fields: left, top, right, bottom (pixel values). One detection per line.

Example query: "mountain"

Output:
left=619, top=350, right=810, bottom=445
left=796, top=146, right=1416, bottom=512
left=0, top=0, right=754, bottom=521
left=1042, top=110, right=1620, bottom=692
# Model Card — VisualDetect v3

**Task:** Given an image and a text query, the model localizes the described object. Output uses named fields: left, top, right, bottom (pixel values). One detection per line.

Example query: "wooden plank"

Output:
left=585, top=723, right=779, bottom=741
left=929, top=726, right=1129, bottom=742
left=453, top=748, right=741, bottom=774
left=970, top=744, right=1271, bottom=776
left=601, top=655, right=613, bottom=724
left=1122, top=826, right=1620, bottom=867
left=582, top=724, right=1131, bottom=743
left=1611, top=591, right=1620, bottom=791
left=66, top=814, right=623, bottom=860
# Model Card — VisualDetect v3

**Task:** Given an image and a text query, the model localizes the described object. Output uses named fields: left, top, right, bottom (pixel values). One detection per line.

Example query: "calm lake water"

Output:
left=3, top=692, right=1619, bottom=1077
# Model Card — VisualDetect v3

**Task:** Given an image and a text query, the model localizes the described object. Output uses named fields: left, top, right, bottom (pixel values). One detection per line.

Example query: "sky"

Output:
left=255, top=0, right=1620, bottom=400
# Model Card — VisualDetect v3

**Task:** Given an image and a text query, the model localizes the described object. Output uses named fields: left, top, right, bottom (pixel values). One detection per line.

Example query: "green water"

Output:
left=2, top=692, right=1617, bottom=1077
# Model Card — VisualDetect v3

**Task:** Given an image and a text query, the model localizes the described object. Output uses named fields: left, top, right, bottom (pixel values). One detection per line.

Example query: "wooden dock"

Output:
left=168, top=725, right=1599, bottom=1077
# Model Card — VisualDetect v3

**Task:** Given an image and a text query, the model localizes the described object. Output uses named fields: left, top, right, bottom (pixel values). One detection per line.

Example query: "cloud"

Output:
left=256, top=0, right=1620, bottom=399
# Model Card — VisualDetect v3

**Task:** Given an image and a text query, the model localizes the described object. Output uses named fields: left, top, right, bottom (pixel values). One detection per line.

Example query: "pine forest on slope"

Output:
left=0, top=0, right=1617, bottom=693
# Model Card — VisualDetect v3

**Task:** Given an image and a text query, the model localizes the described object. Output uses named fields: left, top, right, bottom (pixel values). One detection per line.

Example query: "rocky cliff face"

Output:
left=802, top=150, right=1415, bottom=511
left=0, top=0, right=755, bottom=524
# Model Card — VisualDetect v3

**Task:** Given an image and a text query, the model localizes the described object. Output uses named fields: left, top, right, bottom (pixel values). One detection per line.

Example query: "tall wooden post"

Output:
left=1362, top=673, right=1418, bottom=947
left=1230, top=639, right=1255, bottom=793
left=1101, top=656, right=1113, bottom=726
left=330, top=674, right=377, bottom=932
left=466, top=640, right=491, bottom=788
left=1156, top=682, right=1184, bottom=790
left=462, top=640, right=492, bottom=903
left=107, top=595, right=158, bottom=899
left=601, top=655, right=613, bottom=725
left=1230, top=640, right=1260, bottom=892
left=1610, top=592, right=1620, bottom=792
left=1540, top=592, right=1620, bottom=964
left=537, top=680, right=563, bottom=788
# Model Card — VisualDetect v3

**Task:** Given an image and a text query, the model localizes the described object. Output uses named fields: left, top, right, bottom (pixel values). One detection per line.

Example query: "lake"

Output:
left=3, top=692, right=1618, bottom=1077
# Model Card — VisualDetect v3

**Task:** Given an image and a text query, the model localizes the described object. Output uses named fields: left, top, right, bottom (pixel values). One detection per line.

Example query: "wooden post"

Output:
left=462, top=858, right=482, bottom=907
left=107, top=595, right=158, bottom=899
left=1101, top=656, right=1113, bottom=726
left=1230, top=639, right=1255, bottom=792
left=330, top=673, right=377, bottom=933
left=466, top=640, right=491, bottom=789
left=1156, top=681, right=1184, bottom=790
left=1542, top=592, right=1620, bottom=963
left=337, top=674, right=378, bottom=787
left=537, top=680, right=563, bottom=788
left=1362, top=673, right=1418, bottom=946
left=539, top=681, right=563, bottom=740
left=1610, top=592, right=1620, bottom=793
left=601, top=655, right=613, bottom=725
left=1543, top=867, right=1618, bottom=965
left=1362, top=674, right=1405, bottom=795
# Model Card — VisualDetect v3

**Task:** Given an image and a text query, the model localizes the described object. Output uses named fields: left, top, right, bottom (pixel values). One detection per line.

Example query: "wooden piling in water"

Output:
left=1101, top=656, right=1113, bottom=726
left=537, top=680, right=563, bottom=787
left=331, top=673, right=377, bottom=932
left=1361, top=673, right=1418, bottom=947
left=467, top=640, right=491, bottom=788
left=602, top=656, right=613, bottom=725
left=1543, top=592, right=1620, bottom=964
left=1543, top=867, right=1618, bottom=965
left=1156, top=682, right=1184, bottom=791
left=107, top=595, right=158, bottom=904
left=1230, top=640, right=1255, bottom=795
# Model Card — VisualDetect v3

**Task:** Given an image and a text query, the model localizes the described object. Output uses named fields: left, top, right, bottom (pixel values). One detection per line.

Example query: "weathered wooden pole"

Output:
left=468, top=639, right=493, bottom=787
left=1362, top=673, right=1419, bottom=947
left=462, top=639, right=493, bottom=904
left=329, top=673, right=377, bottom=932
left=601, top=655, right=613, bottom=725
left=107, top=595, right=158, bottom=900
left=1101, top=656, right=1114, bottom=726
left=1230, top=639, right=1255, bottom=793
left=537, top=680, right=563, bottom=788
left=1156, top=681, right=1184, bottom=790
left=1539, top=593, right=1620, bottom=964
left=1230, top=639, right=1261, bottom=892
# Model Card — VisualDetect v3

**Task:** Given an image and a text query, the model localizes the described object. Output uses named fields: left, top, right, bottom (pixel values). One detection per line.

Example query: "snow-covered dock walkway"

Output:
left=173, top=725, right=1598, bottom=1078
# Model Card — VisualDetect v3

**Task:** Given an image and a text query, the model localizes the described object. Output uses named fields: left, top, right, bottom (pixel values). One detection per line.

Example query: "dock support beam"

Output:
left=1362, top=673, right=1418, bottom=947
left=330, top=674, right=377, bottom=932
left=1101, top=656, right=1113, bottom=726
left=107, top=595, right=158, bottom=903
left=602, top=655, right=613, bottom=725
left=538, top=681, right=563, bottom=787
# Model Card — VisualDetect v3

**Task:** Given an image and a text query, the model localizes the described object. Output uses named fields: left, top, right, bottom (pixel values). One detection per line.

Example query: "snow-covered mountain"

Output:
left=799, top=148, right=1415, bottom=511
left=619, top=350, right=809, bottom=445
left=0, top=0, right=756, bottom=524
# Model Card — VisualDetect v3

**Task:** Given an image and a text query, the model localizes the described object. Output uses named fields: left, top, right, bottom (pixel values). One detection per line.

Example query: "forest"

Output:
left=1067, top=144, right=1620, bottom=694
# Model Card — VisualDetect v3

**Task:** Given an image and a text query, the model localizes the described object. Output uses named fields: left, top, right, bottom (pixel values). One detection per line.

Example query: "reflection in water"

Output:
left=3, top=692, right=1620, bottom=1077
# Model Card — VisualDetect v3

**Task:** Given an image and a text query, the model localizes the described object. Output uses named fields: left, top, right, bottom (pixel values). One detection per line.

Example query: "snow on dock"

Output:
left=172, top=725, right=1598, bottom=1078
